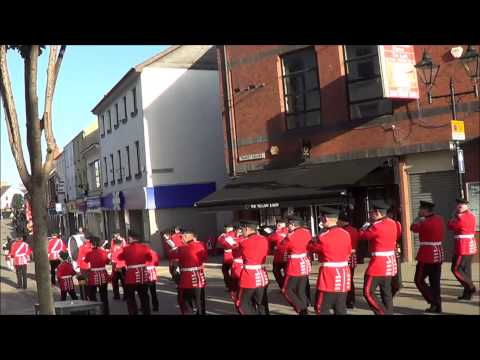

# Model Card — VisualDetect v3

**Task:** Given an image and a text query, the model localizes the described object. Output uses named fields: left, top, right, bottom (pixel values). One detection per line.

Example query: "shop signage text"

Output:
left=451, top=120, right=465, bottom=141
left=246, top=202, right=279, bottom=209
left=239, top=153, right=266, bottom=162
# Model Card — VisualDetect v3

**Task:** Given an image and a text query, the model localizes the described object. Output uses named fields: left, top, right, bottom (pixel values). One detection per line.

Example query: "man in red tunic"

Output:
left=117, top=230, right=152, bottom=315
left=109, top=232, right=127, bottom=300
left=411, top=200, right=445, bottom=313
left=308, top=210, right=351, bottom=315
left=56, top=251, right=78, bottom=301
left=162, top=229, right=183, bottom=284
left=237, top=220, right=270, bottom=315
left=229, top=224, right=245, bottom=303
left=9, top=236, right=32, bottom=289
left=146, top=247, right=160, bottom=312
left=337, top=211, right=359, bottom=309
left=174, top=230, right=208, bottom=315
left=268, top=220, right=289, bottom=289
left=77, top=237, right=92, bottom=300
left=359, top=201, right=398, bottom=315
left=217, top=224, right=237, bottom=292
left=387, top=207, right=403, bottom=297
left=448, top=197, right=477, bottom=300
left=281, top=216, right=312, bottom=315
left=48, top=233, right=67, bottom=286
left=83, top=236, right=111, bottom=315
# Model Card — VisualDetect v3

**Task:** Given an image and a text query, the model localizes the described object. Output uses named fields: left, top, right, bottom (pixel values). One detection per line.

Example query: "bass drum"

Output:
left=68, top=234, right=85, bottom=271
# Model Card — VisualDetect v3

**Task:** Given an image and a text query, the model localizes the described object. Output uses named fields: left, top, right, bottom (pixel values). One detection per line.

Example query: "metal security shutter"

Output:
left=409, top=171, right=458, bottom=260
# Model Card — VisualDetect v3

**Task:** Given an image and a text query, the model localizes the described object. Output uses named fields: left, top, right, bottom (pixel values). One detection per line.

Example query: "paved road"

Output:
left=1, top=219, right=479, bottom=315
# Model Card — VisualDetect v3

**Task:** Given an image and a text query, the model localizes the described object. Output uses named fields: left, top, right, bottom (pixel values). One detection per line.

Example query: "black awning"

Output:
left=195, top=157, right=389, bottom=210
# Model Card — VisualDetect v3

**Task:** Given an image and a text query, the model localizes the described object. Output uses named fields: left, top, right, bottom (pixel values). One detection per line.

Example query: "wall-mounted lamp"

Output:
left=269, top=145, right=280, bottom=156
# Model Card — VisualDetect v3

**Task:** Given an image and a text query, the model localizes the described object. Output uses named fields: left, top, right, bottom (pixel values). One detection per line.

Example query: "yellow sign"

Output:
left=451, top=120, right=465, bottom=141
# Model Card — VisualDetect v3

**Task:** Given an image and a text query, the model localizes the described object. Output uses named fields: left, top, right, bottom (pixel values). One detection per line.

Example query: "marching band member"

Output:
left=411, top=200, right=445, bottom=313
left=268, top=220, right=289, bottom=289
left=217, top=224, right=237, bottom=292
left=56, top=251, right=78, bottom=301
left=359, top=201, right=398, bottom=315
left=237, top=220, right=270, bottom=315
left=146, top=246, right=160, bottom=312
left=76, top=236, right=93, bottom=300
left=118, top=230, right=152, bottom=315
left=229, top=224, right=244, bottom=303
left=9, top=236, right=32, bottom=289
left=110, top=232, right=127, bottom=300
left=281, top=216, right=312, bottom=315
left=162, top=229, right=183, bottom=284
left=308, top=210, right=351, bottom=315
left=84, top=236, right=111, bottom=315
left=448, top=198, right=477, bottom=300
left=48, top=233, right=67, bottom=286
left=174, top=229, right=208, bottom=315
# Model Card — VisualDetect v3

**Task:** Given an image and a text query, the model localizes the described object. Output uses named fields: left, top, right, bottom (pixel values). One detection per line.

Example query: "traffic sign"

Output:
left=451, top=120, right=465, bottom=141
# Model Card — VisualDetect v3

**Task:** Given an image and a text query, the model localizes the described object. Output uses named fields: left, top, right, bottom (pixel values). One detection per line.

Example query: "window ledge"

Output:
left=125, top=175, right=132, bottom=181
left=134, top=173, right=142, bottom=179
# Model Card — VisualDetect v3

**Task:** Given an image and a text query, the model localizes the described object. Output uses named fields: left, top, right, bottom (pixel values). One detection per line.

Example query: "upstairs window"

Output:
left=100, top=115, right=105, bottom=138
left=110, top=154, right=115, bottom=185
left=122, top=96, right=128, bottom=123
left=103, top=156, right=108, bottom=187
left=344, top=45, right=392, bottom=121
left=281, top=47, right=321, bottom=130
left=126, top=145, right=132, bottom=181
left=131, top=87, right=138, bottom=117
left=135, top=140, right=142, bottom=179
left=117, top=149, right=123, bottom=183
left=94, top=160, right=101, bottom=189
left=114, top=103, right=120, bottom=129
left=107, top=110, right=112, bottom=133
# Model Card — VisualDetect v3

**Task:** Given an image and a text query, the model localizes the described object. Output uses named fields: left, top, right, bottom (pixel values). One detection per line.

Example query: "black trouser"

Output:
left=49, top=259, right=61, bottom=285
left=451, top=255, right=476, bottom=292
left=415, top=262, right=441, bottom=307
left=222, top=263, right=233, bottom=291
left=88, top=284, right=110, bottom=315
left=315, top=291, right=347, bottom=315
left=272, top=262, right=285, bottom=289
left=230, top=277, right=240, bottom=300
left=363, top=275, right=393, bottom=315
left=15, top=265, right=27, bottom=289
left=125, top=284, right=151, bottom=315
left=60, top=289, right=78, bottom=301
left=282, top=276, right=309, bottom=313
left=169, top=262, right=180, bottom=285
left=347, top=266, right=356, bottom=307
left=391, top=253, right=402, bottom=297
left=111, top=268, right=126, bottom=299
left=149, top=281, right=159, bottom=311
left=178, top=287, right=206, bottom=315
left=306, top=276, right=311, bottom=306
left=237, top=286, right=269, bottom=315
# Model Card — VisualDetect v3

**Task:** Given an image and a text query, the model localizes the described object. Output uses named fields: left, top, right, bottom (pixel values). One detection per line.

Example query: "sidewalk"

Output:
left=1, top=254, right=478, bottom=315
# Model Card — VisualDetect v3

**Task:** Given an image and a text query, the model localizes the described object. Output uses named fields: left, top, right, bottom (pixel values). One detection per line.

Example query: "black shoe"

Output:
left=459, top=288, right=476, bottom=300
left=299, top=309, right=308, bottom=315
left=347, top=303, right=355, bottom=309
left=425, top=304, right=442, bottom=314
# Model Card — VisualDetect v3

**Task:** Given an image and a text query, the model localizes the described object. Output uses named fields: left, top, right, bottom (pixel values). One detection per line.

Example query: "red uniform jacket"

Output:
left=84, top=247, right=110, bottom=286
left=308, top=227, right=352, bottom=292
left=110, top=243, right=127, bottom=271
left=231, top=236, right=245, bottom=279
left=57, top=261, right=76, bottom=291
left=48, top=237, right=66, bottom=261
left=283, top=227, right=312, bottom=277
left=217, top=231, right=237, bottom=264
left=411, top=214, right=445, bottom=263
left=176, top=240, right=208, bottom=289
left=146, top=248, right=159, bottom=283
left=343, top=225, right=360, bottom=268
left=448, top=210, right=477, bottom=256
left=117, top=242, right=153, bottom=284
left=269, top=228, right=289, bottom=263
left=77, top=242, right=93, bottom=271
left=360, top=218, right=398, bottom=277
left=239, top=233, right=269, bottom=289
left=9, top=240, right=32, bottom=266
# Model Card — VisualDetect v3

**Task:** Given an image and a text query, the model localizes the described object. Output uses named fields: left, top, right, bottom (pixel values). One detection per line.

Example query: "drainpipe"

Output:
left=218, top=45, right=237, bottom=177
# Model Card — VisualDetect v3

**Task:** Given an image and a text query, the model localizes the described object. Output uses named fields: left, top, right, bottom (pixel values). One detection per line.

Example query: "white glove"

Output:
left=361, top=222, right=371, bottom=231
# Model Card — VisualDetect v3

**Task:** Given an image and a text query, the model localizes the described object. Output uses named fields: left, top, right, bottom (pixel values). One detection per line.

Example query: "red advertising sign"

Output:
left=378, top=45, right=420, bottom=99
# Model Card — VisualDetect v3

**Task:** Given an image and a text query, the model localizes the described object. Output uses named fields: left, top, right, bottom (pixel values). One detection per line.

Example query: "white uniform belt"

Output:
left=455, top=235, right=474, bottom=239
left=319, top=261, right=348, bottom=267
left=180, top=266, right=203, bottom=272
left=233, top=258, right=243, bottom=263
left=351, top=249, right=356, bottom=253
left=127, top=264, right=145, bottom=269
left=371, top=251, right=395, bottom=257
left=244, top=264, right=264, bottom=270
left=60, top=275, right=73, bottom=279
left=91, top=267, right=106, bottom=271
left=224, top=249, right=232, bottom=253
left=420, top=242, right=442, bottom=246
left=289, top=253, right=307, bottom=259
left=146, top=266, right=155, bottom=270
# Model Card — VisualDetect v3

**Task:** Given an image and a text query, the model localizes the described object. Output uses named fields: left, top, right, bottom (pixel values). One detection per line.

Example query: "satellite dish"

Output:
left=68, top=234, right=85, bottom=271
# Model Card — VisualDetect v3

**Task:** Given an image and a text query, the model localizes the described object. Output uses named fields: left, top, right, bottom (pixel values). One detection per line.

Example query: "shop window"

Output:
left=281, top=47, right=321, bottom=130
left=344, top=45, right=392, bottom=121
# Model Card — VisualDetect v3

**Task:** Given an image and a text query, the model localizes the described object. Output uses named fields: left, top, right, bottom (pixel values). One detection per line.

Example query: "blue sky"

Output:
left=1, top=45, right=169, bottom=187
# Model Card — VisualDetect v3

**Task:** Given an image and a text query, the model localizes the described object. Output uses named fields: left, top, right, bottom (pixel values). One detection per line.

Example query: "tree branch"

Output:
left=0, top=45, right=31, bottom=190
left=43, top=45, right=66, bottom=174
left=24, top=46, right=42, bottom=180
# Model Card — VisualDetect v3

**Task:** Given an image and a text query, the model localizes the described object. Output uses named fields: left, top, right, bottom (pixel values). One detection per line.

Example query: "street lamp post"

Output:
left=415, top=46, right=480, bottom=199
